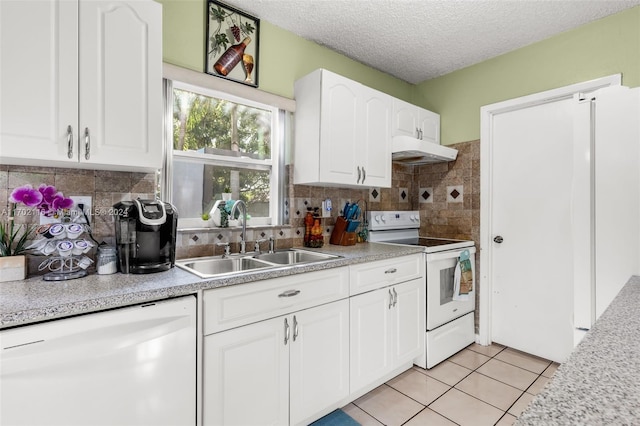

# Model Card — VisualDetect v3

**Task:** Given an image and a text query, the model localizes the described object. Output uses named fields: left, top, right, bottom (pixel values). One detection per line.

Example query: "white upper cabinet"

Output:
left=294, top=69, right=392, bottom=188
left=0, top=0, right=162, bottom=172
left=392, top=98, right=440, bottom=145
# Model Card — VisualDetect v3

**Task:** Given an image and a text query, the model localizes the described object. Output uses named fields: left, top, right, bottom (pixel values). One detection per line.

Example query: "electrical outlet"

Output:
left=70, top=196, right=92, bottom=225
left=39, top=196, right=92, bottom=225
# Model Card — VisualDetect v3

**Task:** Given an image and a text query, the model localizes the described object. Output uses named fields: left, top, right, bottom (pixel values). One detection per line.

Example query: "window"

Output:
left=166, top=81, right=286, bottom=226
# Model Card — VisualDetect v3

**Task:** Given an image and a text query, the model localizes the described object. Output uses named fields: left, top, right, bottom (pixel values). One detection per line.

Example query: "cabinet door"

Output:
left=204, top=316, right=289, bottom=426
left=0, top=0, right=78, bottom=164
left=392, top=98, right=420, bottom=138
left=79, top=0, right=162, bottom=171
left=361, top=89, right=392, bottom=187
left=290, top=300, right=349, bottom=426
left=392, top=279, right=425, bottom=365
left=349, top=287, right=392, bottom=394
left=319, top=71, right=359, bottom=184
left=418, top=108, right=440, bottom=145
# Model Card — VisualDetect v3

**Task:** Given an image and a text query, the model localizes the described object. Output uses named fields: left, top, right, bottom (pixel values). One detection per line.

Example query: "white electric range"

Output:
left=368, top=210, right=476, bottom=368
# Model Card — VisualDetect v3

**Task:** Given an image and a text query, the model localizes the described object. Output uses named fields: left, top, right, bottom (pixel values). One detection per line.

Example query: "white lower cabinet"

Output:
left=350, top=278, right=424, bottom=396
left=204, top=315, right=289, bottom=426
left=202, top=257, right=425, bottom=425
left=290, top=300, right=350, bottom=425
left=203, top=299, right=349, bottom=426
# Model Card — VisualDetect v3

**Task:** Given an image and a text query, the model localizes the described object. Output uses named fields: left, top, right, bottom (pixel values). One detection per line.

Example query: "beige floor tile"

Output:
left=341, top=403, right=383, bottom=426
left=387, top=369, right=451, bottom=406
left=466, top=342, right=506, bottom=357
left=418, top=360, right=472, bottom=386
left=541, top=362, right=560, bottom=378
left=496, top=413, right=518, bottom=425
left=404, top=408, right=457, bottom=426
left=494, top=347, right=551, bottom=374
left=353, top=385, right=424, bottom=426
left=449, top=348, right=491, bottom=370
left=429, top=388, right=504, bottom=426
left=527, top=375, right=551, bottom=395
left=508, top=392, right=536, bottom=417
left=476, top=359, right=539, bottom=391
left=455, top=372, right=523, bottom=410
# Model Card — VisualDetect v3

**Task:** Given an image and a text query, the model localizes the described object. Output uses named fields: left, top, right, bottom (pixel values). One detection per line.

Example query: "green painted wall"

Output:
left=157, top=0, right=414, bottom=101
left=158, top=1, right=639, bottom=147
left=415, top=6, right=640, bottom=145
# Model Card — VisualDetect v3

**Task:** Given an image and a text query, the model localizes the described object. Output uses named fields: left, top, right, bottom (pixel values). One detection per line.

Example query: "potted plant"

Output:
left=222, top=186, right=232, bottom=201
left=0, top=184, right=73, bottom=282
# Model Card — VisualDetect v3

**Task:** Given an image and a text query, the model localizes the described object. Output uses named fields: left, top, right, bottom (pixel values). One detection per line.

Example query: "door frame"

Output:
left=478, top=74, right=621, bottom=345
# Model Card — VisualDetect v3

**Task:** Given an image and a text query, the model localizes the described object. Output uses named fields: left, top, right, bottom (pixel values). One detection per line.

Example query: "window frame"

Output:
left=163, top=79, right=284, bottom=227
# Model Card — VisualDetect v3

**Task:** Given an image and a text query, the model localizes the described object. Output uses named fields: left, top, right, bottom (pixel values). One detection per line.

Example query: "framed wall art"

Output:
left=205, top=0, right=259, bottom=87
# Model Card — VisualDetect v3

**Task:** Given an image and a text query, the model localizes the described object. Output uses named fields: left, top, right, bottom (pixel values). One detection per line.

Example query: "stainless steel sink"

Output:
left=176, top=256, right=274, bottom=278
left=253, top=249, right=339, bottom=265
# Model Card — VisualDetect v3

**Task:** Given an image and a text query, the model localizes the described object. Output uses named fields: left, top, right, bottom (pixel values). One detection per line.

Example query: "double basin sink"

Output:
left=176, top=248, right=340, bottom=279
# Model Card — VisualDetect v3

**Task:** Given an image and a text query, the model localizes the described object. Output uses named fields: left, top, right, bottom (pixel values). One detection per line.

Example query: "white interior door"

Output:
left=489, top=98, right=577, bottom=363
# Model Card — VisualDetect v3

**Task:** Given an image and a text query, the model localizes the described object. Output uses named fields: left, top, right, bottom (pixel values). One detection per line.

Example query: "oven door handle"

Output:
left=426, top=247, right=476, bottom=262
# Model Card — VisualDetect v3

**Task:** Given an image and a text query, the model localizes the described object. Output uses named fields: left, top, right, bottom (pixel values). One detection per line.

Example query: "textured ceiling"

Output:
left=221, top=0, right=640, bottom=84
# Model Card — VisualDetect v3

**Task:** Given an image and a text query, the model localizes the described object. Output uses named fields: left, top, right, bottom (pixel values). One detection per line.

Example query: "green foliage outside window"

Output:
left=173, top=89, right=272, bottom=209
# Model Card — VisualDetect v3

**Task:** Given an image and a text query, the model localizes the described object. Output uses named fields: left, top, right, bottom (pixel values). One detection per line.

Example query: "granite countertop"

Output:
left=0, top=243, right=423, bottom=329
left=516, top=275, right=640, bottom=425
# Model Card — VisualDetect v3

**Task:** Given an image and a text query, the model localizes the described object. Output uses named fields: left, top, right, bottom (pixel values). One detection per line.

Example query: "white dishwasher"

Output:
left=0, top=295, right=196, bottom=426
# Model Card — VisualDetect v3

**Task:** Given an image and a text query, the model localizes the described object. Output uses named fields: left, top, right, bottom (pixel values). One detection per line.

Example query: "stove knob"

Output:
left=380, top=215, right=386, bottom=222
left=374, top=215, right=381, bottom=222
left=411, top=214, right=418, bottom=221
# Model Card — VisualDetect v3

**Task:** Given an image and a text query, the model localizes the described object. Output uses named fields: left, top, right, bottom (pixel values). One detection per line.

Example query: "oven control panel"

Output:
left=367, top=210, right=420, bottom=231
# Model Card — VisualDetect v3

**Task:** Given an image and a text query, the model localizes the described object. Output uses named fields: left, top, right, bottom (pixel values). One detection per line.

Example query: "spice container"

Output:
left=96, top=245, right=118, bottom=275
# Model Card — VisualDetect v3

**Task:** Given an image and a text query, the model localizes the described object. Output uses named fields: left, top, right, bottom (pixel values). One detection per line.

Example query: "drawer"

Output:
left=204, top=267, right=349, bottom=335
left=349, top=254, right=424, bottom=296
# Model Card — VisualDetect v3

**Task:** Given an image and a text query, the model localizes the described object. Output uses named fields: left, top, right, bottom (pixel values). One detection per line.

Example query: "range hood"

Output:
left=391, top=135, right=458, bottom=164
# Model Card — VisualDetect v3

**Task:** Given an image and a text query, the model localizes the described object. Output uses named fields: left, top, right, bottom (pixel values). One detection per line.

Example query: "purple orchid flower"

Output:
left=38, top=185, right=59, bottom=204
left=52, top=194, right=74, bottom=211
left=9, top=185, right=43, bottom=207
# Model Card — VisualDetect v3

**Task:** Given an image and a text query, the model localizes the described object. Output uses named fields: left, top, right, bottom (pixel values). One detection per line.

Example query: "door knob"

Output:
left=493, top=236, right=504, bottom=243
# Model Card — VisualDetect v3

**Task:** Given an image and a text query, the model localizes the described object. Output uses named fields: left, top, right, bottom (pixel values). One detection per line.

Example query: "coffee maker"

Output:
left=113, top=199, right=177, bottom=274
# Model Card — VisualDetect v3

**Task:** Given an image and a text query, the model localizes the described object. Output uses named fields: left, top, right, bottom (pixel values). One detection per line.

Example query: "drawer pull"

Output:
left=384, top=268, right=397, bottom=274
left=278, top=289, right=301, bottom=298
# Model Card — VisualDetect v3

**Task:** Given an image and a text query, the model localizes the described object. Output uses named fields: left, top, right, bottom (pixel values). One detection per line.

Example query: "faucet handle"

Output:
left=254, top=238, right=267, bottom=253
left=268, top=236, right=275, bottom=253
left=216, top=242, right=231, bottom=257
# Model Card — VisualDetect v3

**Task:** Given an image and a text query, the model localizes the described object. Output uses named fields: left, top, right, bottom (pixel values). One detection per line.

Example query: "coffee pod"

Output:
left=48, top=224, right=66, bottom=239
left=57, top=240, right=74, bottom=257
left=36, top=224, right=53, bottom=239
left=42, top=240, right=57, bottom=255
left=73, top=239, right=90, bottom=255
left=66, top=224, right=84, bottom=239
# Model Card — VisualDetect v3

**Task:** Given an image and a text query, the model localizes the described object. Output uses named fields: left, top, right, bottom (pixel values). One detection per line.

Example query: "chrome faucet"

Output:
left=230, top=200, right=247, bottom=254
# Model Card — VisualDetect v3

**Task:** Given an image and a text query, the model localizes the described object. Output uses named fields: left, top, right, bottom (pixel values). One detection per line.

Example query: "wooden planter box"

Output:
left=0, top=255, right=27, bottom=282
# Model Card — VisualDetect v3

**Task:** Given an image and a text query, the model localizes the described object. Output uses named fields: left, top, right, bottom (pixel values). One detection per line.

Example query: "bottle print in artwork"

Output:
left=214, top=37, right=251, bottom=76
